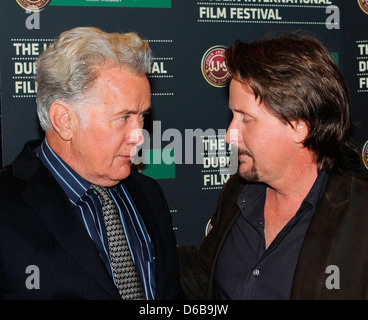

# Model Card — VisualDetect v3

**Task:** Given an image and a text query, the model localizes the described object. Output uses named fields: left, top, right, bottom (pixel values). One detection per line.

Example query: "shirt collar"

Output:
left=237, top=169, right=329, bottom=222
left=35, top=138, right=91, bottom=203
left=237, top=182, right=267, bottom=225
left=302, top=169, right=329, bottom=208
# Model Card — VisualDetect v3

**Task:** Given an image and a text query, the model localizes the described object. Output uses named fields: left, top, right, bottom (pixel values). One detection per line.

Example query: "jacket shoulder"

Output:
left=351, top=172, right=368, bottom=187
left=330, top=171, right=368, bottom=202
left=350, top=172, right=368, bottom=203
left=0, top=165, right=13, bottom=180
left=0, top=165, right=22, bottom=196
left=127, top=169, right=165, bottom=197
left=129, top=169, right=158, bottom=186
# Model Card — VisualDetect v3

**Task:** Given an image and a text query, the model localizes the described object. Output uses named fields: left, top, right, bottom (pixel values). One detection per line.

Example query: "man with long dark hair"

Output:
left=179, top=33, right=368, bottom=300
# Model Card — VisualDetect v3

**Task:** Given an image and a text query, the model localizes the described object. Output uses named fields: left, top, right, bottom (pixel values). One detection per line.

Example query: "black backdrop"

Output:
left=1, top=0, right=367, bottom=247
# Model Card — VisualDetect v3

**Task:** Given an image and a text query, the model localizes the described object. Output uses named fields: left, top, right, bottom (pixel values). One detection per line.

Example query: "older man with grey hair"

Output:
left=0, top=27, right=180, bottom=300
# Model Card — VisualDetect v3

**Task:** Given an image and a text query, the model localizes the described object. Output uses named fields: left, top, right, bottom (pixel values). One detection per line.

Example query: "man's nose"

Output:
left=128, top=120, right=145, bottom=146
left=226, top=120, right=239, bottom=145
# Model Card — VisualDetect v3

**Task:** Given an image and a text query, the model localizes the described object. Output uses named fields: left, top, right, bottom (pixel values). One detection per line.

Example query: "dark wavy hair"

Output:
left=225, top=32, right=360, bottom=173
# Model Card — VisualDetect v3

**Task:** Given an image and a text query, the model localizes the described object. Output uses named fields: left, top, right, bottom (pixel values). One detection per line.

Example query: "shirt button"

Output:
left=253, top=269, right=260, bottom=277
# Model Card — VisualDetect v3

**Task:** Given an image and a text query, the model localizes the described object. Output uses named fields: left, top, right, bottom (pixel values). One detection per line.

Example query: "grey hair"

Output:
left=35, top=27, right=152, bottom=131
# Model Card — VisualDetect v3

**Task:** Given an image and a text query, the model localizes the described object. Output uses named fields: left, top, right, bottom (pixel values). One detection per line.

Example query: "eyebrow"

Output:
left=228, top=104, right=256, bottom=118
left=228, top=104, right=244, bottom=113
left=117, top=106, right=152, bottom=116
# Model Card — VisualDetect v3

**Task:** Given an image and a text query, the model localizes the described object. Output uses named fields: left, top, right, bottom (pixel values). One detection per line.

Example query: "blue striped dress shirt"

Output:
left=35, top=138, right=156, bottom=300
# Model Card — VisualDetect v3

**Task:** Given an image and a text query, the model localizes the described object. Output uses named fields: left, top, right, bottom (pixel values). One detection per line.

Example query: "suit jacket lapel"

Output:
left=122, top=172, right=165, bottom=298
left=12, top=141, right=121, bottom=299
left=207, top=173, right=245, bottom=298
left=291, top=173, right=351, bottom=299
left=123, top=172, right=158, bottom=243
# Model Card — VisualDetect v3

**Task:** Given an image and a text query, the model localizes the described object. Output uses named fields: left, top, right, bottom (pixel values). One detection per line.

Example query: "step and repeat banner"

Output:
left=0, top=0, right=367, bottom=246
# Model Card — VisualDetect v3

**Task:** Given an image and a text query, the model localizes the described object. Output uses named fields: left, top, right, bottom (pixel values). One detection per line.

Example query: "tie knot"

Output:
left=90, top=184, right=112, bottom=204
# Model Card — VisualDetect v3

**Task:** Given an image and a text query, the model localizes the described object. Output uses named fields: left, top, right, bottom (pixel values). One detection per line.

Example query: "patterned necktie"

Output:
left=90, top=184, right=145, bottom=300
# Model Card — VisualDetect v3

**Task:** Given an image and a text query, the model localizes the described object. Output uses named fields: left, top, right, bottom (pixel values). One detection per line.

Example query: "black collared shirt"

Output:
left=215, top=170, right=329, bottom=300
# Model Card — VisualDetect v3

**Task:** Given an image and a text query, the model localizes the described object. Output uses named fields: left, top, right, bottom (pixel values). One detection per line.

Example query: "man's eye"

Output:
left=242, top=116, right=253, bottom=124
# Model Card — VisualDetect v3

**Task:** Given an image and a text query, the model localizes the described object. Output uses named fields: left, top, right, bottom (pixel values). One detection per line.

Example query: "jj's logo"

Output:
left=208, top=60, right=227, bottom=73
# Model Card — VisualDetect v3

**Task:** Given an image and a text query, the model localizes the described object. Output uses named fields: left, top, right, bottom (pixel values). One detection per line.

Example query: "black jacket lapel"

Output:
left=122, top=171, right=165, bottom=298
left=291, top=173, right=351, bottom=299
left=12, top=141, right=121, bottom=299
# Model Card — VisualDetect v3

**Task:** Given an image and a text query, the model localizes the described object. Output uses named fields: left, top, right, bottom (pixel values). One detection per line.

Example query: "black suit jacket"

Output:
left=0, top=140, right=180, bottom=300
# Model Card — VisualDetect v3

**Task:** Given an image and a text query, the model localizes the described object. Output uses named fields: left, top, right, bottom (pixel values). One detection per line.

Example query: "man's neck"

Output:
left=263, top=161, right=319, bottom=248
left=266, top=163, right=319, bottom=206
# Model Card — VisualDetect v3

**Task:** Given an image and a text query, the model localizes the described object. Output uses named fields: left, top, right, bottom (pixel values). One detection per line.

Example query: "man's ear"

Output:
left=291, top=120, right=309, bottom=144
left=48, top=100, right=74, bottom=141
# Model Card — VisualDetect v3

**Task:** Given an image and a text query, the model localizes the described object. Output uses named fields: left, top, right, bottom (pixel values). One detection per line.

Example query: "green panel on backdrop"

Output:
left=140, top=149, right=176, bottom=180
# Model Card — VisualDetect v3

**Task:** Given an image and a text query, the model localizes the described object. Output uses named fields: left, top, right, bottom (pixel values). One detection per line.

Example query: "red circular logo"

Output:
left=358, top=0, right=368, bottom=15
left=363, top=140, right=368, bottom=170
left=201, top=45, right=231, bottom=88
left=16, top=0, right=50, bottom=11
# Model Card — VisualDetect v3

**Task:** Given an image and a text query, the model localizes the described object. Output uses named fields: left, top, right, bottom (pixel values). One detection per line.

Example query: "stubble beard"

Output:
left=238, top=149, right=259, bottom=183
